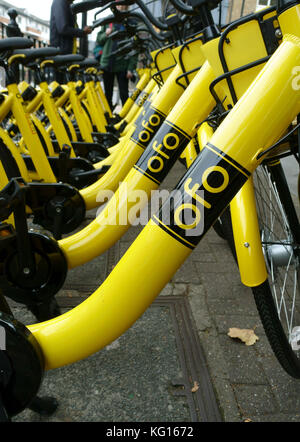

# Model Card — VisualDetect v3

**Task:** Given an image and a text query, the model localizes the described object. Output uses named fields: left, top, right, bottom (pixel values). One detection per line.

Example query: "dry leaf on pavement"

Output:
left=227, top=327, right=259, bottom=346
left=191, top=381, right=199, bottom=392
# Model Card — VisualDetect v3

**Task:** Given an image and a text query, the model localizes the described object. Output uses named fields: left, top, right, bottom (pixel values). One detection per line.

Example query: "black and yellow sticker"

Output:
left=133, top=99, right=152, bottom=129
left=135, top=90, right=149, bottom=108
left=130, top=87, right=141, bottom=102
left=152, top=143, right=251, bottom=249
left=133, top=120, right=191, bottom=185
left=130, top=106, right=166, bottom=150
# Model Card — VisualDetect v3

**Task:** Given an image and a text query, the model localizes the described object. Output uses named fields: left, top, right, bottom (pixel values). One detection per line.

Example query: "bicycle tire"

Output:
left=253, top=280, right=300, bottom=378
left=251, top=160, right=300, bottom=378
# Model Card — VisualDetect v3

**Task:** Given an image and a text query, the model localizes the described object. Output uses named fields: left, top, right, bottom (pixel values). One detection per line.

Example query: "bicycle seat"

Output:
left=12, top=47, right=61, bottom=65
left=46, top=54, right=85, bottom=68
left=76, top=58, right=99, bottom=69
left=0, top=37, right=34, bottom=52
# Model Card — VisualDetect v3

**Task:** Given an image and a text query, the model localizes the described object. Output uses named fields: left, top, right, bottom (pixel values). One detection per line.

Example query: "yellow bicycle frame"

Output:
left=118, top=69, right=151, bottom=120
left=60, top=60, right=215, bottom=268
left=79, top=54, right=189, bottom=209
left=0, top=79, right=57, bottom=183
left=27, top=32, right=300, bottom=370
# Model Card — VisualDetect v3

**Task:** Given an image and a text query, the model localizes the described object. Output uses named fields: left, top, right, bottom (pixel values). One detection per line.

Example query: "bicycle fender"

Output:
left=230, top=177, right=268, bottom=287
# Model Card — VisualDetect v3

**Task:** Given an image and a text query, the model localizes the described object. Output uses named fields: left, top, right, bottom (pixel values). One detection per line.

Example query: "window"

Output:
left=256, top=0, right=276, bottom=9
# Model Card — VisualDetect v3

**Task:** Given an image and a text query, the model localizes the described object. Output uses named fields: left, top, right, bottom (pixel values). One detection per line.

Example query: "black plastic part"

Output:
left=0, top=229, right=68, bottom=306
left=51, top=84, right=64, bottom=98
left=105, top=113, right=122, bottom=125
left=91, top=132, right=119, bottom=147
left=71, top=165, right=110, bottom=178
left=277, top=0, right=299, bottom=14
left=0, top=312, right=44, bottom=418
left=0, top=145, right=87, bottom=238
left=71, top=141, right=110, bottom=159
left=21, top=85, right=37, bottom=102
left=0, top=138, right=21, bottom=179
left=28, top=396, right=59, bottom=416
left=26, top=297, right=61, bottom=323
left=26, top=181, right=86, bottom=238
left=22, top=154, right=99, bottom=189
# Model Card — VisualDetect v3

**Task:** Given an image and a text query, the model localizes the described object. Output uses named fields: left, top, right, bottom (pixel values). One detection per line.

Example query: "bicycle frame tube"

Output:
left=79, top=62, right=188, bottom=209
left=83, top=77, right=108, bottom=132
left=29, top=113, right=56, bottom=156
left=23, top=81, right=73, bottom=154
left=95, top=76, right=112, bottom=117
left=60, top=61, right=216, bottom=268
left=196, top=122, right=267, bottom=287
left=19, top=80, right=74, bottom=156
left=0, top=128, right=30, bottom=182
left=119, top=70, right=151, bottom=119
left=27, top=34, right=300, bottom=370
left=230, top=178, right=268, bottom=286
left=119, top=78, right=157, bottom=130
left=57, top=106, right=78, bottom=142
left=5, top=83, right=57, bottom=183
left=39, top=81, right=77, bottom=157
left=65, top=68, right=95, bottom=143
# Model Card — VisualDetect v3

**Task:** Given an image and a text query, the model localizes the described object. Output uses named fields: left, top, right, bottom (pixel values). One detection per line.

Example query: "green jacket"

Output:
left=96, top=25, right=137, bottom=73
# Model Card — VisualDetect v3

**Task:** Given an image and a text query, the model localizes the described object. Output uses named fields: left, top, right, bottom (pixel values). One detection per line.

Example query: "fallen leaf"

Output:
left=227, top=327, right=259, bottom=346
left=191, top=381, right=199, bottom=392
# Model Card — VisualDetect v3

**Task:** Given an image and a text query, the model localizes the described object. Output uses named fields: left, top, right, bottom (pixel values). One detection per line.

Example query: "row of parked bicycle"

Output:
left=0, top=0, right=299, bottom=421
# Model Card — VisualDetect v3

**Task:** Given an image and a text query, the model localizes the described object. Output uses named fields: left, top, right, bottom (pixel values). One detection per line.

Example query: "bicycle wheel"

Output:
left=251, top=159, right=300, bottom=378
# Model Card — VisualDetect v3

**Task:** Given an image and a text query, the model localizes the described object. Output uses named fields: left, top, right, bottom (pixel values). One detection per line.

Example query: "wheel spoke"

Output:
left=254, top=163, right=300, bottom=347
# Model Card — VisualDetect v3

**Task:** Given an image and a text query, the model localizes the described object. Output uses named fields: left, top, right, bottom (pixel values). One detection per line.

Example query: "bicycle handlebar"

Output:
left=92, top=10, right=167, bottom=42
left=93, top=0, right=170, bottom=30
left=110, top=41, right=135, bottom=57
left=129, top=11, right=168, bottom=38
left=92, top=12, right=128, bottom=28
left=71, top=0, right=107, bottom=14
left=131, top=0, right=168, bottom=30
left=93, top=0, right=136, bottom=19
left=167, top=0, right=194, bottom=14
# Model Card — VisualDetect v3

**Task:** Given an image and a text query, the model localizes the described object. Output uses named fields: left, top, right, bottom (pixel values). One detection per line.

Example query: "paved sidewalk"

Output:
left=11, top=162, right=300, bottom=422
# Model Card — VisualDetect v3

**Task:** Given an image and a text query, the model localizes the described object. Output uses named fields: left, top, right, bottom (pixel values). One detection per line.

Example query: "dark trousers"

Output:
left=102, top=70, right=129, bottom=110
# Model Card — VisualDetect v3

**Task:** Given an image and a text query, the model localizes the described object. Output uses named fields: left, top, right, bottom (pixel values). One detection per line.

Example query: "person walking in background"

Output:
left=50, top=0, right=92, bottom=54
left=95, top=5, right=137, bottom=110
